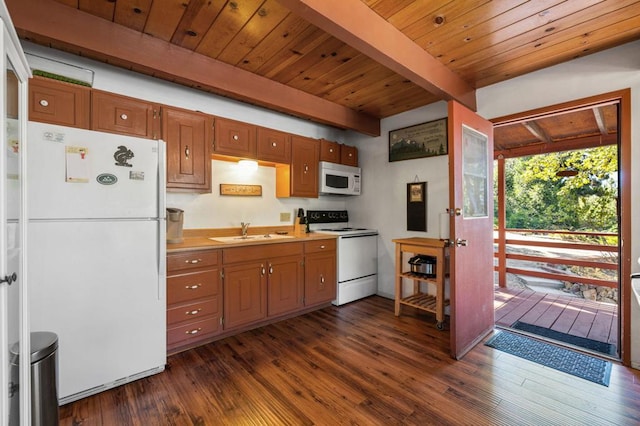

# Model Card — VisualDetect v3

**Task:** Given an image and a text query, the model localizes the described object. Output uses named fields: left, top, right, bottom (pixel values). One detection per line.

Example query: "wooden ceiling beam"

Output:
left=494, top=133, right=617, bottom=159
left=521, top=121, right=551, bottom=143
left=7, top=0, right=381, bottom=136
left=277, top=0, right=477, bottom=111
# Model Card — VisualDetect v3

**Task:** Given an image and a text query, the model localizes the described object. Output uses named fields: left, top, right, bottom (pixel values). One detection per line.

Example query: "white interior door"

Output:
left=1, top=19, right=30, bottom=426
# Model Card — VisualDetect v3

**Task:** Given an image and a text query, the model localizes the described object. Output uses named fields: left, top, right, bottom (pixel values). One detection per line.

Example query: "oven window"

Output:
left=326, top=174, right=349, bottom=189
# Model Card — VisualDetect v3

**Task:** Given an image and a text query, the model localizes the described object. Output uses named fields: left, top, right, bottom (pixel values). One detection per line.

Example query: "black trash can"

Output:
left=9, top=331, right=59, bottom=426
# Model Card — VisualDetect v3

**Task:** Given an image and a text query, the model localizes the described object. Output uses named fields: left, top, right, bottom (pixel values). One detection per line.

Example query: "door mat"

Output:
left=485, top=331, right=612, bottom=386
left=511, top=321, right=617, bottom=356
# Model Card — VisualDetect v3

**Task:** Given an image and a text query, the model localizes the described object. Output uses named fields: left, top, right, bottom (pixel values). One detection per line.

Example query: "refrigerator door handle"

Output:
left=157, top=140, right=167, bottom=220
left=157, top=140, right=167, bottom=301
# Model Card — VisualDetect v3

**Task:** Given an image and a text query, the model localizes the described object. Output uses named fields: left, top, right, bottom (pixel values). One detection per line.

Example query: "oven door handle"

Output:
left=339, top=233, right=378, bottom=239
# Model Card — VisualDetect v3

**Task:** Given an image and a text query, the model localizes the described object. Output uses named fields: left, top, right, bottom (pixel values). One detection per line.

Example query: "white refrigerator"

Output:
left=27, top=121, right=167, bottom=404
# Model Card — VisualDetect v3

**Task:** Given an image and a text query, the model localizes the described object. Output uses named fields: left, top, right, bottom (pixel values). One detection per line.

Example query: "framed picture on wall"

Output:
left=389, top=118, right=448, bottom=162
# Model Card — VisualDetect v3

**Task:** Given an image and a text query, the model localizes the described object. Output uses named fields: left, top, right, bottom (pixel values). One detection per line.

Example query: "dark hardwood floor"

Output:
left=60, top=296, right=640, bottom=425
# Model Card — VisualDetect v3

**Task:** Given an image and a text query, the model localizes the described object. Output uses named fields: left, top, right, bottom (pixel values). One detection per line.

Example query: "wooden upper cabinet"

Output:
left=257, top=127, right=291, bottom=164
left=277, top=135, right=319, bottom=198
left=213, top=116, right=256, bottom=159
left=340, top=144, right=358, bottom=166
left=164, top=106, right=213, bottom=193
left=28, top=76, right=91, bottom=129
left=91, top=90, right=160, bottom=139
left=319, top=139, right=340, bottom=163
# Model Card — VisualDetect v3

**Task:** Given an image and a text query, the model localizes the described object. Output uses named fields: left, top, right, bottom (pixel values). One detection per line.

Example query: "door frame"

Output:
left=490, top=89, right=632, bottom=366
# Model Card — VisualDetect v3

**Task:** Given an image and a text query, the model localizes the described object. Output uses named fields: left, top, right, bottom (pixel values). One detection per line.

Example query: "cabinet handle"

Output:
left=185, top=284, right=202, bottom=290
left=186, top=308, right=202, bottom=316
left=120, top=113, right=128, bottom=120
left=186, top=328, right=202, bottom=335
left=261, top=264, right=265, bottom=276
left=184, top=145, right=190, bottom=160
left=304, top=164, right=309, bottom=173
left=185, top=259, right=201, bottom=264
left=233, top=134, right=239, bottom=141
left=39, top=99, right=49, bottom=107
left=269, top=264, right=273, bottom=274
left=320, top=274, right=325, bottom=284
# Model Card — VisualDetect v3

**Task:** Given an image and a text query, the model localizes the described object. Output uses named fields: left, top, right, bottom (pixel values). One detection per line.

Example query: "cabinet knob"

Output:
left=329, top=148, right=333, bottom=153
left=319, top=245, right=325, bottom=249
left=233, top=134, right=239, bottom=141
left=272, top=142, right=277, bottom=147
left=120, top=113, right=128, bottom=120
left=39, top=99, right=49, bottom=107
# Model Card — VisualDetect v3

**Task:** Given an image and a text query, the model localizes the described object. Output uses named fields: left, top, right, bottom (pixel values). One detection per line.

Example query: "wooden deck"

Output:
left=495, top=286, right=618, bottom=352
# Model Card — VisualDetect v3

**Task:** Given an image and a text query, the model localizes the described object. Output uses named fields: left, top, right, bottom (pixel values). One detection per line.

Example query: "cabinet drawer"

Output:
left=167, top=298, right=220, bottom=326
left=167, top=317, right=221, bottom=347
left=223, top=242, right=303, bottom=264
left=167, top=250, right=219, bottom=272
left=304, top=239, right=336, bottom=254
left=167, top=270, right=219, bottom=305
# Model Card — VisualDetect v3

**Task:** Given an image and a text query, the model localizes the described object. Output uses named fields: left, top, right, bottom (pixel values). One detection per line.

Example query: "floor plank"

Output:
left=59, top=296, right=639, bottom=426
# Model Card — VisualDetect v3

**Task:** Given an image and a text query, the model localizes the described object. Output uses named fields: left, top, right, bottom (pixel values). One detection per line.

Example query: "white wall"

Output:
left=22, top=41, right=349, bottom=229
left=346, top=102, right=450, bottom=299
left=346, top=39, right=640, bottom=367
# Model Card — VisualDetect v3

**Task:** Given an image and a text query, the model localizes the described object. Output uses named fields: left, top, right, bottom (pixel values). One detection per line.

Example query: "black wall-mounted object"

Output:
left=407, top=182, right=427, bottom=232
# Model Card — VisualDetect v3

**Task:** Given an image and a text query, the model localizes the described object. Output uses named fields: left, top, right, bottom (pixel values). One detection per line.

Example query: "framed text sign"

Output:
left=389, top=118, right=448, bottom=162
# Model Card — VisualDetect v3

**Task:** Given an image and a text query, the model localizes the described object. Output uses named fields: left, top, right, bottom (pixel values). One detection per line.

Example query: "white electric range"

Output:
left=307, top=210, right=378, bottom=305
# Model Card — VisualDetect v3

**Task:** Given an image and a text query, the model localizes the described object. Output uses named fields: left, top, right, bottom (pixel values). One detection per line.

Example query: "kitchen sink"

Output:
left=209, top=234, right=294, bottom=243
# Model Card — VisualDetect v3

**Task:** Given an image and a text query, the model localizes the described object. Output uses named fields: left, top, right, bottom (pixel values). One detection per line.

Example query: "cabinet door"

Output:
left=223, top=262, right=267, bottom=330
left=213, top=116, right=256, bottom=158
left=91, top=90, right=160, bottom=139
left=28, top=76, right=90, bottom=128
left=305, top=253, right=337, bottom=306
left=257, top=127, right=291, bottom=164
left=164, top=106, right=212, bottom=192
left=267, top=255, right=304, bottom=317
left=319, top=139, right=340, bottom=163
left=290, top=135, right=319, bottom=198
left=340, top=144, right=358, bottom=166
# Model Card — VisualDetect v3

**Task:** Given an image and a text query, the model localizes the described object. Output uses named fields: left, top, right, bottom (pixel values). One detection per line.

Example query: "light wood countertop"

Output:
left=167, top=227, right=337, bottom=253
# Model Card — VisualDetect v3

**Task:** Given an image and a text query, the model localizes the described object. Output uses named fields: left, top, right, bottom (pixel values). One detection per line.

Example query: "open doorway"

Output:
left=490, top=90, right=632, bottom=364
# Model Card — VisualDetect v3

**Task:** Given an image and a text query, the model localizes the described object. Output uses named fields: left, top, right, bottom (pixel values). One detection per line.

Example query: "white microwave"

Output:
left=319, top=161, right=361, bottom=196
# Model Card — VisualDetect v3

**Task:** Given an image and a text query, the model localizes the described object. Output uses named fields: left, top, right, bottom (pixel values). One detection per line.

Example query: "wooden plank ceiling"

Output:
left=7, top=0, right=640, bottom=139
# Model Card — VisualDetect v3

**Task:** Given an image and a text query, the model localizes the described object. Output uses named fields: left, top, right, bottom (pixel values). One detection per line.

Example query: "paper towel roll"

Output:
left=439, top=212, right=450, bottom=239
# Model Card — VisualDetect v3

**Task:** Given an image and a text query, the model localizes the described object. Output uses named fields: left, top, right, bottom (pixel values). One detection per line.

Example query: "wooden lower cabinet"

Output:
left=167, top=238, right=336, bottom=352
left=267, top=255, right=304, bottom=316
left=222, top=242, right=304, bottom=330
left=304, top=239, right=337, bottom=306
left=222, top=261, right=267, bottom=330
left=166, top=250, right=222, bottom=353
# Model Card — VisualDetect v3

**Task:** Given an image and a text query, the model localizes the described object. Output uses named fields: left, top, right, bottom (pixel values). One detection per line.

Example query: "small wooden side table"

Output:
left=393, top=237, right=449, bottom=330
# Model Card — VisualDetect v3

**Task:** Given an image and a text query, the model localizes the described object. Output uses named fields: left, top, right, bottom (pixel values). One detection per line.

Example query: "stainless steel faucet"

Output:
left=241, top=222, right=250, bottom=237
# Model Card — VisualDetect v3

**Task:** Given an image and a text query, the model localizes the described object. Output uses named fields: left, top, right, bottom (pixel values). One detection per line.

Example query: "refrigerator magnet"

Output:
left=114, top=145, right=134, bottom=167
left=129, top=171, right=145, bottom=181
left=65, top=146, right=90, bottom=183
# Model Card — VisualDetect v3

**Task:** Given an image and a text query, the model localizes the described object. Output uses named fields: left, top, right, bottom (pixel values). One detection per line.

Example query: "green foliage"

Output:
left=495, top=146, right=618, bottom=232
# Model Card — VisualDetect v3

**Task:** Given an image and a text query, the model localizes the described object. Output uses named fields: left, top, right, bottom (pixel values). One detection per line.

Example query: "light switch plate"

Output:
left=280, top=212, right=291, bottom=222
